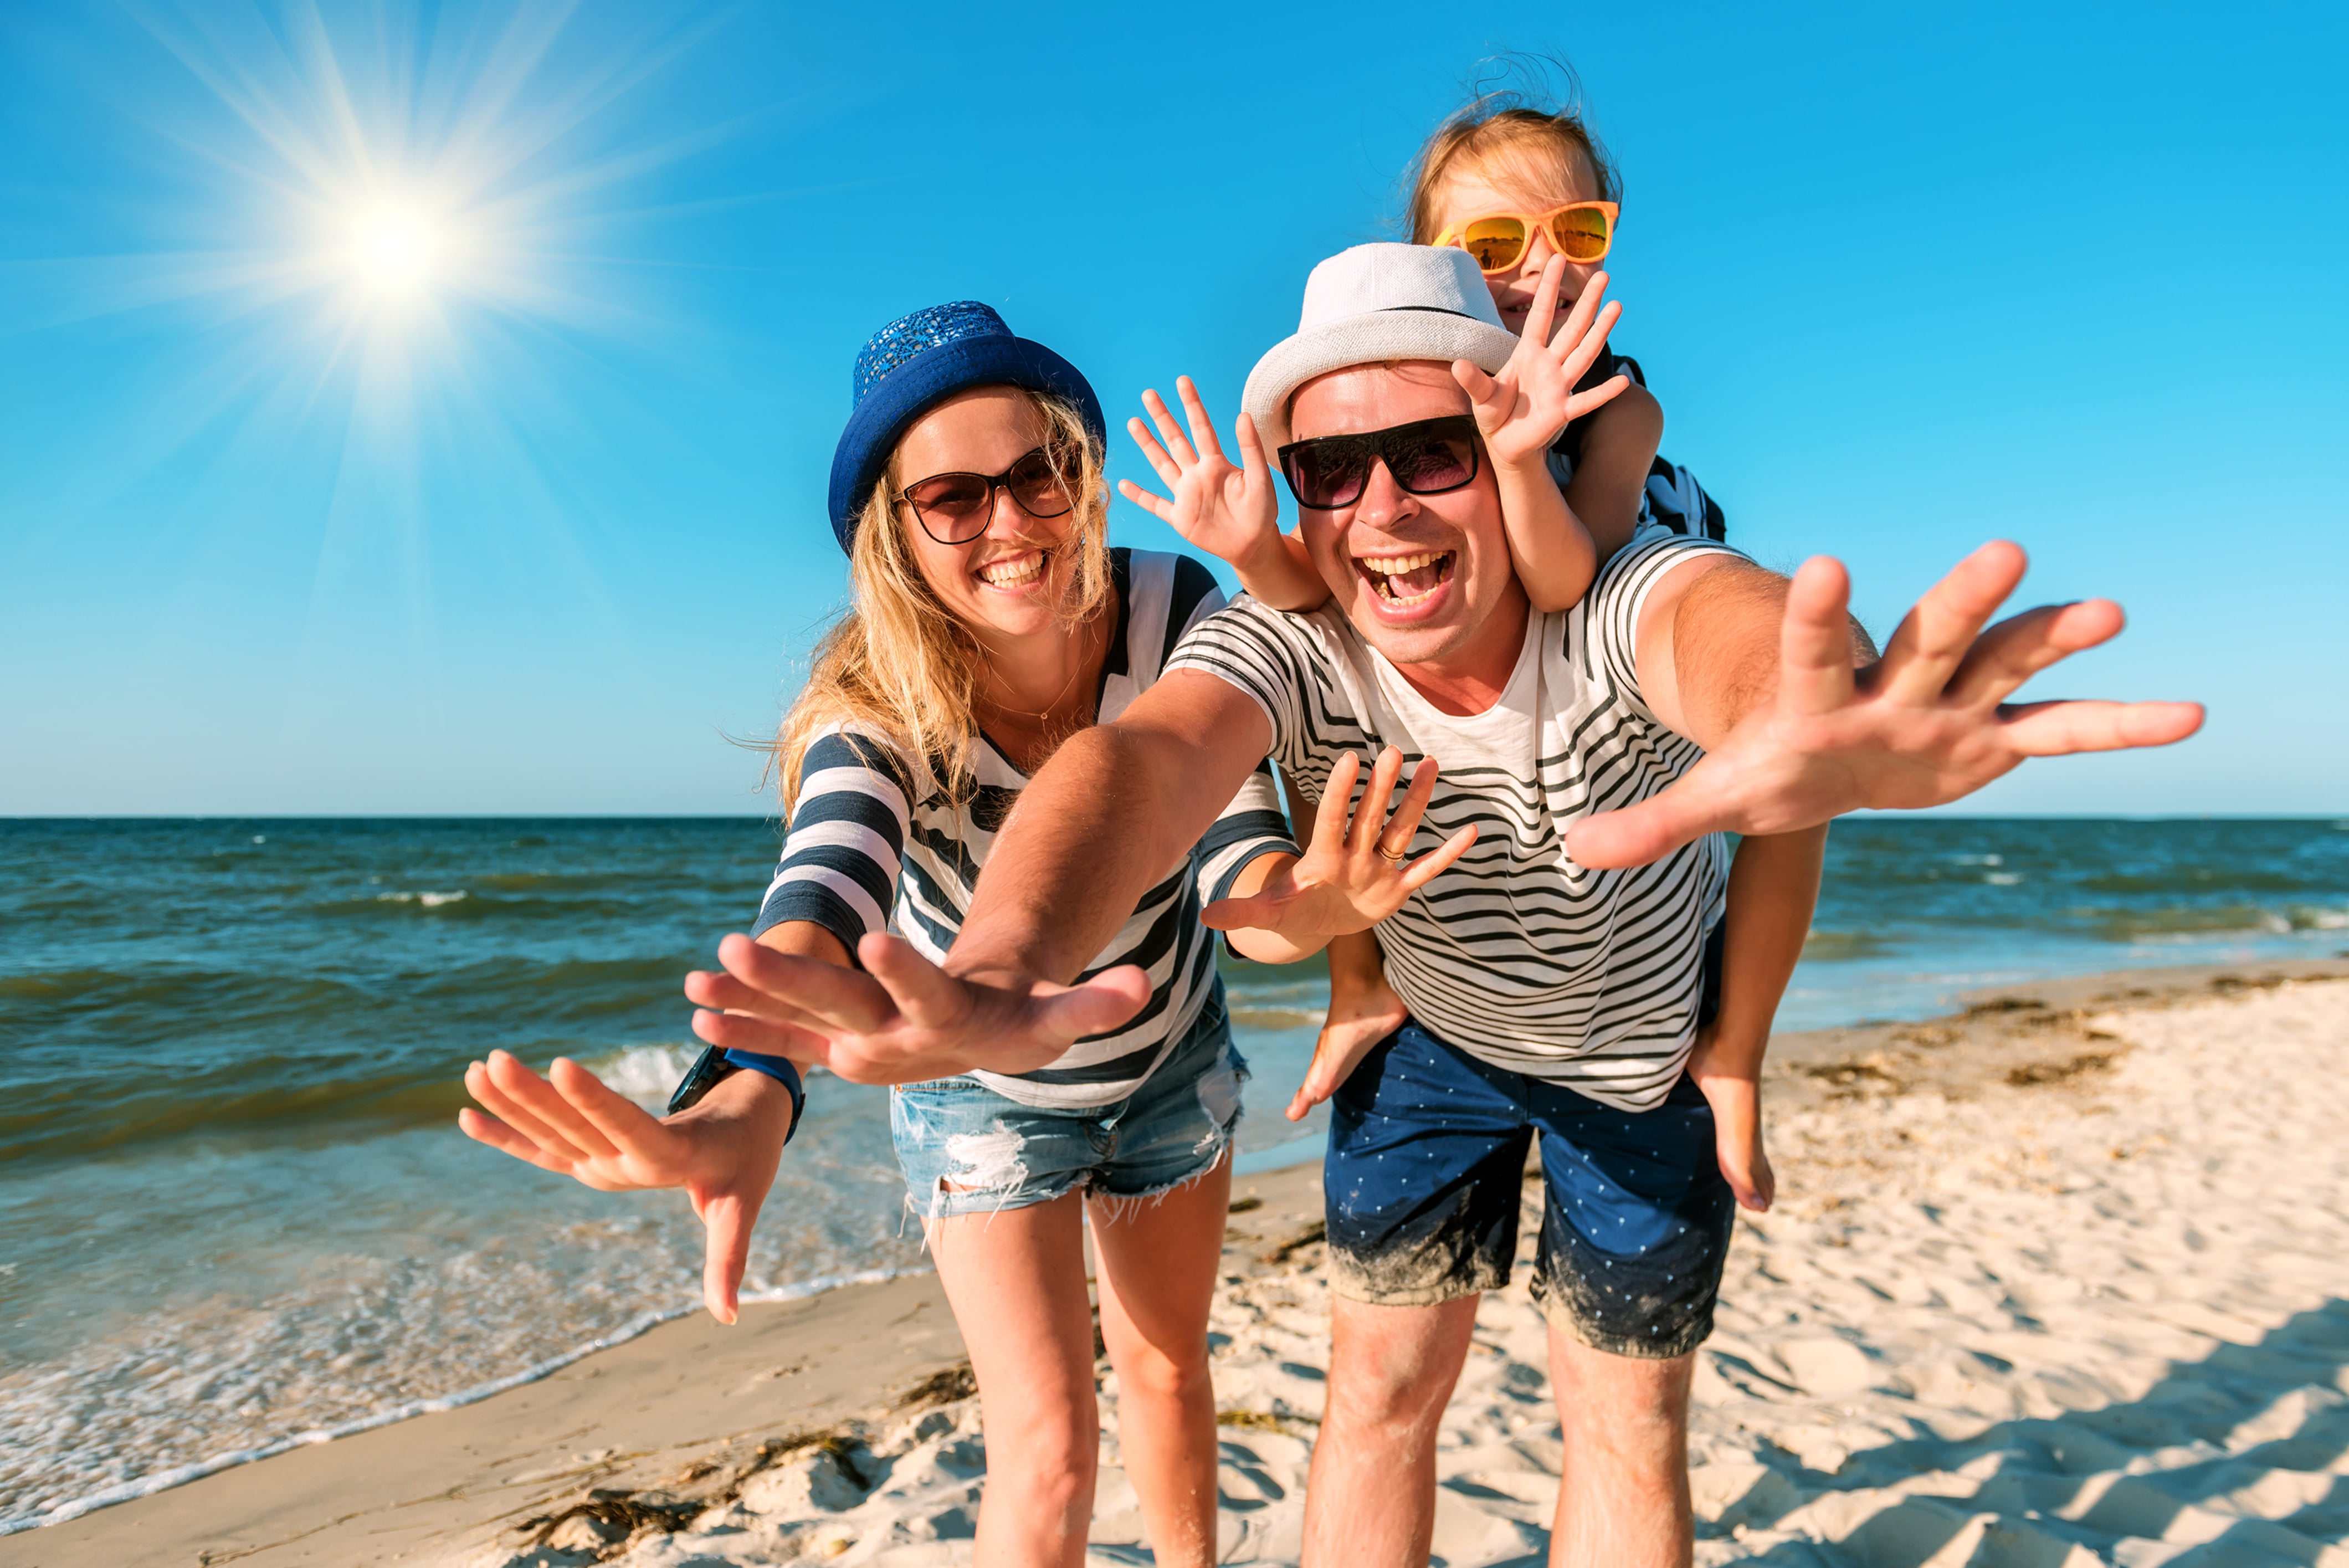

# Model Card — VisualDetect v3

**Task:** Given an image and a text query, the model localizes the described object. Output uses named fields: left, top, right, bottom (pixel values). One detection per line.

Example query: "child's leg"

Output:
left=1688, top=825, right=1828, bottom=1211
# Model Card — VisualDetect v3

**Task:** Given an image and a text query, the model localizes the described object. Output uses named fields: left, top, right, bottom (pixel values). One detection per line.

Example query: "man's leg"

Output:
left=1302, top=1293, right=1481, bottom=1567
left=1547, top=1331, right=1695, bottom=1568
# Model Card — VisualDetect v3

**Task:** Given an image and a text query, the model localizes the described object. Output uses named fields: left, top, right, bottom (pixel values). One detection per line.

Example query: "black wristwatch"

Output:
left=668, top=1046, right=807, bottom=1143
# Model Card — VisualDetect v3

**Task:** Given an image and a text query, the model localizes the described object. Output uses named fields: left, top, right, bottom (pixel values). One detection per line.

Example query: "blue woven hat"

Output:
left=827, top=301, right=1105, bottom=552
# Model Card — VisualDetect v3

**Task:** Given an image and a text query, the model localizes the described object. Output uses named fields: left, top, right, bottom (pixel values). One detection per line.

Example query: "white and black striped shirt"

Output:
left=1166, top=530, right=1743, bottom=1111
left=753, top=549, right=1296, bottom=1108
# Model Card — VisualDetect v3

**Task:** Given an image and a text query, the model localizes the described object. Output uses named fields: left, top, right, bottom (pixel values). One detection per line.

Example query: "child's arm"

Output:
left=1120, top=378, right=1330, bottom=611
left=1274, top=769, right=1409, bottom=1120
left=1686, top=825, right=1828, bottom=1212
left=1454, top=260, right=1633, bottom=613
left=1561, top=381, right=1664, bottom=561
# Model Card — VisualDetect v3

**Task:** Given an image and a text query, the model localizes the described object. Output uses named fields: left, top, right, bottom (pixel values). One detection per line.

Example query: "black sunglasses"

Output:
left=1275, top=415, right=1483, bottom=511
left=895, top=447, right=1074, bottom=544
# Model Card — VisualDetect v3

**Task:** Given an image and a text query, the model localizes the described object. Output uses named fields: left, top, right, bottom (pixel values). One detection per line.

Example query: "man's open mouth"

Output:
left=1356, top=550, right=1454, bottom=606
left=976, top=547, right=1049, bottom=590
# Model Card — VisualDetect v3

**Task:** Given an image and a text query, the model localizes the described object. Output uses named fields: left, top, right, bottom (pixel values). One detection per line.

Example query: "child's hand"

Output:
left=1453, top=257, right=1633, bottom=472
left=1119, top=376, right=1281, bottom=573
left=1286, top=971, right=1408, bottom=1121
left=1686, top=1024, right=1775, bottom=1212
left=459, top=1051, right=792, bottom=1324
left=1201, top=747, right=1475, bottom=942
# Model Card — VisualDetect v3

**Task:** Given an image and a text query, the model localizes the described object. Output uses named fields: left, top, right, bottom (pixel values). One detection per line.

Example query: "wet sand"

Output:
left=12, top=956, right=2348, bottom=1567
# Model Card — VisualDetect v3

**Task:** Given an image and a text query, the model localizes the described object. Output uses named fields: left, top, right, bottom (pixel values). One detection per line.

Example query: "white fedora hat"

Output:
left=1241, top=243, right=1520, bottom=453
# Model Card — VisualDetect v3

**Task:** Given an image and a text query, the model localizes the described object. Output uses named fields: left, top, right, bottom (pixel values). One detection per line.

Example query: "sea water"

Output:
left=2, top=816, right=2345, bottom=1525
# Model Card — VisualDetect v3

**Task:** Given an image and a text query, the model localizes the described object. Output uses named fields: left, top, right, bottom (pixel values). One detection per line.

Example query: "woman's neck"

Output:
left=970, top=605, right=1110, bottom=771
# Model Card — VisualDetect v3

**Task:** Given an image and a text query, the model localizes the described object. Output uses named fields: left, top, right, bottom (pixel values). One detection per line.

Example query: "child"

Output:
left=1122, top=90, right=1824, bottom=1215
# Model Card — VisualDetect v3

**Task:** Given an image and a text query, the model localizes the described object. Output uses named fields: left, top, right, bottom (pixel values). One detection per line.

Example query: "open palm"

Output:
left=1454, top=256, right=1632, bottom=469
left=459, top=1051, right=789, bottom=1324
left=1202, top=747, right=1476, bottom=940
left=1119, top=375, right=1281, bottom=566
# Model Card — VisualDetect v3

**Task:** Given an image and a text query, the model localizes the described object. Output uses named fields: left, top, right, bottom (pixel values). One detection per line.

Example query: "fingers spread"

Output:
left=1875, top=541, right=2029, bottom=704
left=1779, top=556, right=1858, bottom=716
left=468, top=1055, right=592, bottom=1165
left=1561, top=371, right=1631, bottom=422
left=548, top=1057, right=676, bottom=1168
left=1140, top=386, right=1198, bottom=468
left=1116, top=477, right=1173, bottom=523
left=1234, top=412, right=1271, bottom=478
left=858, top=934, right=968, bottom=1031
left=692, top=1007, right=832, bottom=1060
left=1945, top=598, right=2125, bottom=708
left=457, top=1105, right=561, bottom=1168
left=1998, top=699, right=2206, bottom=757
left=1175, top=376, right=1224, bottom=460
left=716, top=933, right=890, bottom=1033
left=1349, top=747, right=1406, bottom=855
left=487, top=1050, right=622, bottom=1161
left=1378, top=756, right=1440, bottom=856
left=1397, top=823, right=1478, bottom=892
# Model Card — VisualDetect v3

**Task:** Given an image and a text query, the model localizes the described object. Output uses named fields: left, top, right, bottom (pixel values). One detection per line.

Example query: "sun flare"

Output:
left=348, top=202, right=445, bottom=294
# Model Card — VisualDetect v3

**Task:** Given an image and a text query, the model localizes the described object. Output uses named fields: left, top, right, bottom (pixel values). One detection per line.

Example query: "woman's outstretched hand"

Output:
left=1454, top=257, right=1631, bottom=470
left=1202, top=747, right=1476, bottom=942
left=1119, top=376, right=1283, bottom=573
left=458, top=1052, right=793, bottom=1325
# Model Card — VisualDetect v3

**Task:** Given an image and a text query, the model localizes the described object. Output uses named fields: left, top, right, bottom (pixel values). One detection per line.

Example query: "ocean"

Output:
left=3, top=815, right=2345, bottom=1526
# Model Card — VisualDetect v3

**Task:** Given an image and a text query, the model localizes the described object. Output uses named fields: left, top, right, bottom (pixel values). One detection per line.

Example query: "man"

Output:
left=686, top=245, right=2201, bottom=1565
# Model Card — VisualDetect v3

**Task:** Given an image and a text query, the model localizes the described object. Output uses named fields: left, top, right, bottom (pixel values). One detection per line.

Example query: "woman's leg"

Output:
left=1089, top=1155, right=1234, bottom=1568
left=925, top=1190, right=1102, bottom=1568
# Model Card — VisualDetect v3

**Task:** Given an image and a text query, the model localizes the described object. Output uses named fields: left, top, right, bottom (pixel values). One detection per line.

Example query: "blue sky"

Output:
left=2, top=0, right=2342, bottom=817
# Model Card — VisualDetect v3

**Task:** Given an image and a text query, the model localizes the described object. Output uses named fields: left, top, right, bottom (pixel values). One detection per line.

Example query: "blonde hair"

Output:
left=1404, top=72, right=1621, bottom=247
left=776, top=390, right=1112, bottom=813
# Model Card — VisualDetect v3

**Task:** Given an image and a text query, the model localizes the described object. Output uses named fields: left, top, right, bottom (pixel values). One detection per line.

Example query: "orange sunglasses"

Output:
left=1433, top=200, right=1618, bottom=273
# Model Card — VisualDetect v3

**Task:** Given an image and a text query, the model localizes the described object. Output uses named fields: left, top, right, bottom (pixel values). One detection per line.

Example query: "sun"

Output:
left=348, top=202, right=444, bottom=294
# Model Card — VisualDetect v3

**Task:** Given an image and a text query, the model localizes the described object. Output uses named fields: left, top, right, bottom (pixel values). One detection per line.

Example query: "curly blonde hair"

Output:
left=776, top=390, right=1112, bottom=813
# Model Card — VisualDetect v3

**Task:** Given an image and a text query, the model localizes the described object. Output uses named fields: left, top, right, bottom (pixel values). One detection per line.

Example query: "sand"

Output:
left=12, top=958, right=2348, bottom=1567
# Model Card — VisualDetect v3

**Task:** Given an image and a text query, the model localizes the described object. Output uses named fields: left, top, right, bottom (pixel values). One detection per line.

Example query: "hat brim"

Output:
left=828, top=336, right=1105, bottom=547
left=1240, top=309, right=1521, bottom=453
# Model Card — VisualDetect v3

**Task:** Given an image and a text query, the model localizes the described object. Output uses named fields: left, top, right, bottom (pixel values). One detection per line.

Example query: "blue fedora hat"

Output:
left=827, top=301, right=1105, bottom=552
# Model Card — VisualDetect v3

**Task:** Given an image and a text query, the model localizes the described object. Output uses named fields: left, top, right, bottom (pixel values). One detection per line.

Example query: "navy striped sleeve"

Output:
left=1583, top=532, right=1746, bottom=721
left=751, top=729, right=913, bottom=953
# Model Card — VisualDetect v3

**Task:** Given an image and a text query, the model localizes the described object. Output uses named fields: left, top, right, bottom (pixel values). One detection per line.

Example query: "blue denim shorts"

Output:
left=1325, top=1019, right=1734, bottom=1359
left=889, top=982, right=1247, bottom=1221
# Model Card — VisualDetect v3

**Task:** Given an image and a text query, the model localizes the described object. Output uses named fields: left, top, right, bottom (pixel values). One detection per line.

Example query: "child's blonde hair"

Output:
left=1404, top=68, right=1622, bottom=245
left=776, top=390, right=1112, bottom=813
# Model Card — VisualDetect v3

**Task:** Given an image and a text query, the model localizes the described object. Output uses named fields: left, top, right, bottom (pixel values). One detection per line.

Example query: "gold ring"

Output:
left=1375, top=843, right=1407, bottom=863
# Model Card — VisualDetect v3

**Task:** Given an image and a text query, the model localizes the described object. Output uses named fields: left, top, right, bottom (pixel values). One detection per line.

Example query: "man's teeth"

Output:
left=979, top=552, right=1045, bottom=587
left=1359, top=551, right=1453, bottom=605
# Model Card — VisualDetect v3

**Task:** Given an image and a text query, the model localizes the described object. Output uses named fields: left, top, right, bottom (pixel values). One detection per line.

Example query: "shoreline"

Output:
left=9, top=951, right=2347, bottom=1567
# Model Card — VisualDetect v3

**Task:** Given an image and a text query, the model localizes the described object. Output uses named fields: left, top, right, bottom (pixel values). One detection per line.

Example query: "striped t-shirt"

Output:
left=1166, top=530, right=1744, bottom=1111
left=752, top=549, right=1297, bottom=1109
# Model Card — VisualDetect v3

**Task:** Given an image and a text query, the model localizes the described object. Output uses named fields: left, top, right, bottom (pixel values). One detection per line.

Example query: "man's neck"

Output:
left=1385, top=588, right=1532, bottom=718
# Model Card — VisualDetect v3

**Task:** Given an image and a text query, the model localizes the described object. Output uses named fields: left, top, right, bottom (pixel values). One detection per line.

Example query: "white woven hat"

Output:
left=1241, top=243, right=1520, bottom=453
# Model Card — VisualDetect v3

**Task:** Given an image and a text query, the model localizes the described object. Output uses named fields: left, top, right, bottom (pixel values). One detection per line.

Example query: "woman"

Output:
left=457, top=301, right=1452, bottom=1567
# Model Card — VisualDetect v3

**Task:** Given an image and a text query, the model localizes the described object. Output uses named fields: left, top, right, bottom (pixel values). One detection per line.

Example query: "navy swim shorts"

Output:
left=1323, top=1020, right=1736, bottom=1359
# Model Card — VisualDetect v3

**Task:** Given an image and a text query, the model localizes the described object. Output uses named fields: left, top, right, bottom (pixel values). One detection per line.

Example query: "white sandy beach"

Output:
left=13, top=963, right=2348, bottom=1568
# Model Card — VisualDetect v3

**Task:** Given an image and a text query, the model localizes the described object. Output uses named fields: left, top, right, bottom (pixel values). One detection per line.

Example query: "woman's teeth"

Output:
left=1361, top=551, right=1453, bottom=606
left=978, top=551, right=1047, bottom=588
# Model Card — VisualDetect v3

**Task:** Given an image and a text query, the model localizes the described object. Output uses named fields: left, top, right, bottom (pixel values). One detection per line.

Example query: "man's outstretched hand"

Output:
left=682, top=932, right=1151, bottom=1085
left=1567, top=541, right=2204, bottom=869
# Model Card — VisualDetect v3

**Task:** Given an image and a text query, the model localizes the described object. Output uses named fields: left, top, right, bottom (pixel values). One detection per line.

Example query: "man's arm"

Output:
left=1567, top=539, right=2204, bottom=868
left=946, top=669, right=1275, bottom=983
